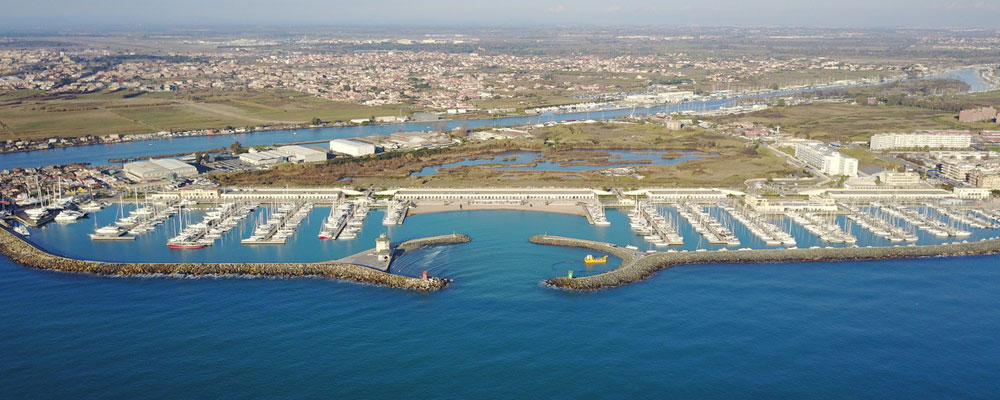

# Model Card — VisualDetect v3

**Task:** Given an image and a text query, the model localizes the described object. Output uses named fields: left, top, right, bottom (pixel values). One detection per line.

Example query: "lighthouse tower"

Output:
left=375, top=233, right=391, bottom=261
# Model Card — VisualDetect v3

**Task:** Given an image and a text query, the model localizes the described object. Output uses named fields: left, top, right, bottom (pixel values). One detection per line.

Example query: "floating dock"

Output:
left=382, top=200, right=408, bottom=226
left=242, top=202, right=313, bottom=245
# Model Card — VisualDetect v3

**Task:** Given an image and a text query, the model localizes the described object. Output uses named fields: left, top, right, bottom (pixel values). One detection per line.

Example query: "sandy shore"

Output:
left=407, top=201, right=587, bottom=217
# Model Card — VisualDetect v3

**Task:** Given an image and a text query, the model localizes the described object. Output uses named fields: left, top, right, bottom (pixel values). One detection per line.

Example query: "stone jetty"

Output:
left=0, top=227, right=470, bottom=291
left=531, top=234, right=1000, bottom=291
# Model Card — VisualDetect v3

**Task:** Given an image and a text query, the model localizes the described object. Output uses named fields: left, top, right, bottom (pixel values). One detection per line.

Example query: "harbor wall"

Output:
left=397, top=233, right=471, bottom=252
left=531, top=234, right=1000, bottom=291
left=0, top=228, right=452, bottom=291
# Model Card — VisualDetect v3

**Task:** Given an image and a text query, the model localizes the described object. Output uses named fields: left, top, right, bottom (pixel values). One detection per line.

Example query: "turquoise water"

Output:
left=3, top=208, right=1000, bottom=398
left=411, top=150, right=711, bottom=177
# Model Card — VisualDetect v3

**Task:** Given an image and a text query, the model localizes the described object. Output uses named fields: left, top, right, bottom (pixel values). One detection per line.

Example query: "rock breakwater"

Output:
left=531, top=234, right=1000, bottom=291
left=0, top=228, right=466, bottom=291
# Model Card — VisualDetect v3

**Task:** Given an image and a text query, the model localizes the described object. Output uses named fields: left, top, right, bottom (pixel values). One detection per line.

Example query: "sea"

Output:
left=2, top=207, right=1000, bottom=398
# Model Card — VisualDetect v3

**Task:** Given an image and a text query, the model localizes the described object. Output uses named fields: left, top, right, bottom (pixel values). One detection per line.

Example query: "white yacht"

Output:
left=55, top=210, right=86, bottom=222
left=13, top=225, right=29, bottom=236
left=24, top=207, right=49, bottom=220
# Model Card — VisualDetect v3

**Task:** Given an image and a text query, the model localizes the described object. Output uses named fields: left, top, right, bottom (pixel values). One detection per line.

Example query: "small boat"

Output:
left=13, top=225, right=29, bottom=236
left=583, top=254, right=608, bottom=264
left=167, top=241, right=206, bottom=249
left=55, top=210, right=86, bottom=222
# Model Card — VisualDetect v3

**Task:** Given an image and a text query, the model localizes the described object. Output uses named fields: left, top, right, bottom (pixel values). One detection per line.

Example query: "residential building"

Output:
left=794, top=142, right=858, bottom=176
left=968, top=170, right=1000, bottom=190
left=870, top=130, right=972, bottom=151
left=940, top=161, right=977, bottom=182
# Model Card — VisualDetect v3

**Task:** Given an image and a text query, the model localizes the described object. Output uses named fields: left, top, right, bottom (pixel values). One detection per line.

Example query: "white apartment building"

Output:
left=794, top=143, right=859, bottom=177
left=870, top=130, right=972, bottom=151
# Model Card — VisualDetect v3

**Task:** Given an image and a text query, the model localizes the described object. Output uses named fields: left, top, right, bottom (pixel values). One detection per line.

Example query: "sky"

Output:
left=2, top=0, right=999, bottom=28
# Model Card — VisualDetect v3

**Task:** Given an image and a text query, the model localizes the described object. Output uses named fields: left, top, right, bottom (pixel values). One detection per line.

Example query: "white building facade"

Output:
left=870, top=131, right=972, bottom=151
left=794, top=143, right=859, bottom=177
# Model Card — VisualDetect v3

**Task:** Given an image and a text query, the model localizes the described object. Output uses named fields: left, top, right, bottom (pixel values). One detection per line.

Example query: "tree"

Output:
left=230, top=141, right=242, bottom=153
left=311, top=117, right=323, bottom=125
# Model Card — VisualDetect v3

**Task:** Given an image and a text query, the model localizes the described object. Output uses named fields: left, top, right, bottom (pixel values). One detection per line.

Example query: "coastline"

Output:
left=0, top=227, right=469, bottom=291
left=531, top=234, right=1000, bottom=291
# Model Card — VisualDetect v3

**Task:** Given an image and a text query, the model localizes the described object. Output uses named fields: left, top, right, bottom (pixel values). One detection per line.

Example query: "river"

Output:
left=1, top=68, right=990, bottom=170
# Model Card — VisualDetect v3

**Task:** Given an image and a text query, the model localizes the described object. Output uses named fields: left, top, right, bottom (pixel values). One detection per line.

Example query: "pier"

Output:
left=627, top=201, right=682, bottom=246
left=167, top=202, right=256, bottom=248
left=879, top=203, right=970, bottom=238
left=582, top=202, right=611, bottom=226
left=720, top=202, right=795, bottom=246
left=926, top=204, right=995, bottom=229
left=786, top=211, right=856, bottom=244
left=338, top=199, right=370, bottom=240
left=319, top=201, right=352, bottom=240
left=242, top=202, right=313, bottom=245
left=676, top=203, right=740, bottom=246
left=382, top=200, right=409, bottom=226
left=845, top=206, right=916, bottom=242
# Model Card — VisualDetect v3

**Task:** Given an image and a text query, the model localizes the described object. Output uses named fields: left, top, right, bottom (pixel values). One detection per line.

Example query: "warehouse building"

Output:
left=123, top=158, right=198, bottom=182
left=239, top=150, right=286, bottom=166
left=329, top=139, right=377, bottom=157
left=276, top=145, right=328, bottom=163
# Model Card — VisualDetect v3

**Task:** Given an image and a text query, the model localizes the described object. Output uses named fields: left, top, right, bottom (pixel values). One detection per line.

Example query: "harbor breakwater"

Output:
left=531, top=234, right=1000, bottom=291
left=397, top=233, right=471, bottom=253
left=0, top=227, right=470, bottom=291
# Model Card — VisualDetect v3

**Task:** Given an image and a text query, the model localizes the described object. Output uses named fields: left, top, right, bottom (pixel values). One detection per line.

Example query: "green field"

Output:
left=0, top=89, right=417, bottom=140
left=214, top=122, right=798, bottom=188
left=714, top=103, right=958, bottom=142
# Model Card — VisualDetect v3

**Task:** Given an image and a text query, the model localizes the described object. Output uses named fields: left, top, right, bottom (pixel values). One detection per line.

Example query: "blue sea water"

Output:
left=2, top=208, right=1000, bottom=398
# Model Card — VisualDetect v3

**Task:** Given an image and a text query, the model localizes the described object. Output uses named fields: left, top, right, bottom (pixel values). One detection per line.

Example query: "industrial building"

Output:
left=329, top=139, right=377, bottom=157
left=239, top=150, right=287, bottom=166
left=794, top=142, right=859, bottom=177
left=276, top=145, right=327, bottom=163
left=870, top=130, right=972, bottom=151
left=123, top=158, right=198, bottom=182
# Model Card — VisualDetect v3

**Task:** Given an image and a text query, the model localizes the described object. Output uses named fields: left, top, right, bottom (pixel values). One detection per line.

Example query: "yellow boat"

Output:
left=583, top=254, right=608, bottom=264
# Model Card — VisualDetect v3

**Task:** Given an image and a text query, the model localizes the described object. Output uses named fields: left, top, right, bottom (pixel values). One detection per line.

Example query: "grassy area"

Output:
left=840, top=147, right=900, bottom=171
left=0, top=89, right=416, bottom=140
left=213, top=122, right=797, bottom=188
left=714, top=103, right=957, bottom=143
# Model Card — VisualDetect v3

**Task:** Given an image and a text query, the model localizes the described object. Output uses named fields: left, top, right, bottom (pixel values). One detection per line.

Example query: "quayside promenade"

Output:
left=0, top=227, right=469, bottom=291
left=531, top=234, right=1000, bottom=291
